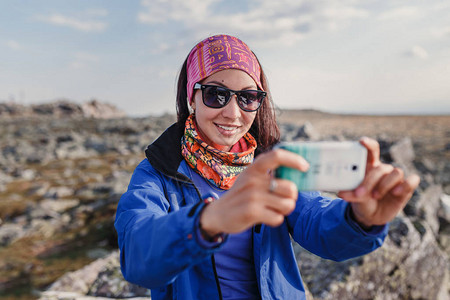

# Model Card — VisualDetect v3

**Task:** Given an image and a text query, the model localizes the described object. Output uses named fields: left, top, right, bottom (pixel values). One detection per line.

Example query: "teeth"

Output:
left=217, top=124, right=236, bottom=131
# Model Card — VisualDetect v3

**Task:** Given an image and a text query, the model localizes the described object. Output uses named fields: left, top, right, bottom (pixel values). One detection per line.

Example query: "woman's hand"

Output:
left=199, top=149, right=309, bottom=236
left=338, top=137, right=420, bottom=229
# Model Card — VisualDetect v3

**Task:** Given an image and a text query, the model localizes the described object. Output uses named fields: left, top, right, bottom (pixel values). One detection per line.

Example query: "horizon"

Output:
left=1, top=98, right=449, bottom=118
left=1, top=0, right=449, bottom=115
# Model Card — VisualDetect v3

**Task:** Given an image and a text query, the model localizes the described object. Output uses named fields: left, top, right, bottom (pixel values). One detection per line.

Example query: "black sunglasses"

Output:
left=193, top=83, right=266, bottom=112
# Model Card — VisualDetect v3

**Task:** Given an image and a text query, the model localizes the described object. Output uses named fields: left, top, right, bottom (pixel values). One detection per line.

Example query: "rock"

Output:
left=440, top=194, right=450, bottom=222
left=88, top=262, right=150, bottom=298
left=0, top=223, right=26, bottom=246
left=40, top=199, right=80, bottom=213
left=21, top=169, right=36, bottom=180
left=389, top=137, right=416, bottom=175
left=84, top=137, right=109, bottom=154
left=40, top=251, right=149, bottom=299
left=39, top=291, right=149, bottom=300
left=414, top=157, right=437, bottom=175
left=43, top=187, right=75, bottom=199
left=294, top=121, right=320, bottom=141
left=86, top=248, right=110, bottom=260
left=0, top=102, right=27, bottom=116
left=27, top=182, right=51, bottom=197
left=0, top=99, right=125, bottom=119
left=415, top=184, right=443, bottom=236
left=302, top=216, right=449, bottom=300
left=81, top=100, right=126, bottom=119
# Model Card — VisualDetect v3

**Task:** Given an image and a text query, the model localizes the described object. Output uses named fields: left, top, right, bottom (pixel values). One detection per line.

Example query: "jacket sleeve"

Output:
left=287, top=191, right=388, bottom=262
left=114, top=160, right=221, bottom=289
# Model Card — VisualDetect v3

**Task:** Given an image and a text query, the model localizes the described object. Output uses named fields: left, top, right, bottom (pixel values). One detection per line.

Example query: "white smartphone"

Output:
left=274, top=141, right=367, bottom=191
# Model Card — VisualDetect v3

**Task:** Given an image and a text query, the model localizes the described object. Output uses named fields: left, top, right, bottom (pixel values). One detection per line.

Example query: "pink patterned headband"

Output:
left=186, top=34, right=262, bottom=104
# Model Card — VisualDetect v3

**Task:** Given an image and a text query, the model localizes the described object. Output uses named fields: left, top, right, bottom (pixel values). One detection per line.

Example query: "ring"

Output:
left=269, top=178, right=277, bottom=193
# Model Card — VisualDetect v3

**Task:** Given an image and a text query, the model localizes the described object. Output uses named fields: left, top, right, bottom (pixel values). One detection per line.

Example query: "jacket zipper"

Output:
left=183, top=174, right=223, bottom=300
left=171, top=164, right=224, bottom=299
left=211, top=254, right=223, bottom=300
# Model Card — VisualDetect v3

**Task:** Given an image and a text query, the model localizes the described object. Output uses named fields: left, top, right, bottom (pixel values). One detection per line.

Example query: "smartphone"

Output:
left=274, top=141, right=367, bottom=191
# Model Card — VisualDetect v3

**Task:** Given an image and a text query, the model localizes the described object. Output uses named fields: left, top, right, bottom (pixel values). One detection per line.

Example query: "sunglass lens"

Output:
left=203, top=86, right=230, bottom=108
left=237, top=91, right=263, bottom=111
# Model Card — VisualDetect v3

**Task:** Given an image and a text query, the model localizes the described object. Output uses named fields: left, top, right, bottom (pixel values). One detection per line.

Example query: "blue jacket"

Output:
left=115, top=123, right=388, bottom=300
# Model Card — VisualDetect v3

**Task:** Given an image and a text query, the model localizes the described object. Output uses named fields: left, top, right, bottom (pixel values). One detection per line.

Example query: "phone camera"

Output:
left=352, top=165, right=358, bottom=171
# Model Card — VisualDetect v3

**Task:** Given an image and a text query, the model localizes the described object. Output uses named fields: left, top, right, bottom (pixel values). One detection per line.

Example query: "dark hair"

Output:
left=176, top=53, right=280, bottom=151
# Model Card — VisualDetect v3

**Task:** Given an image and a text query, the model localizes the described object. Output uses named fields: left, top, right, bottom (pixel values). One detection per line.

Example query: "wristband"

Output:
left=198, top=197, right=225, bottom=243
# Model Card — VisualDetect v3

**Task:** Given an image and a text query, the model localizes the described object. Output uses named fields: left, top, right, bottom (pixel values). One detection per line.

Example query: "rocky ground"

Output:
left=0, top=102, right=449, bottom=299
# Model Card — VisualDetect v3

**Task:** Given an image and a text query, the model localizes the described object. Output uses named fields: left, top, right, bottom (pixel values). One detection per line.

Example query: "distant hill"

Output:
left=0, top=99, right=126, bottom=119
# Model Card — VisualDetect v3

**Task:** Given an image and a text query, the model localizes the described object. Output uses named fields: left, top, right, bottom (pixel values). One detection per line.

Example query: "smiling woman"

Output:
left=114, top=34, right=419, bottom=300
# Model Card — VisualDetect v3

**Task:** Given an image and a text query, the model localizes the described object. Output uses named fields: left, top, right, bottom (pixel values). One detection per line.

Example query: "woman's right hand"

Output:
left=199, top=149, right=310, bottom=236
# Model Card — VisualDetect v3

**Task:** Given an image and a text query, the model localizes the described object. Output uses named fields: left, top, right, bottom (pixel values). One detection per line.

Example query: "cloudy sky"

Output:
left=1, top=0, right=449, bottom=116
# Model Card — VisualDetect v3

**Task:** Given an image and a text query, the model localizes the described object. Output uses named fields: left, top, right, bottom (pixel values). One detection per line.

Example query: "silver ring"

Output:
left=269, top=178, right=277, bottom=193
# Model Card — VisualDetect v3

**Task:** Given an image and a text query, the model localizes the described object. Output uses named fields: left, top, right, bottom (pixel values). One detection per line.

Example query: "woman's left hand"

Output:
left=337, top=137, right=420, bottom=229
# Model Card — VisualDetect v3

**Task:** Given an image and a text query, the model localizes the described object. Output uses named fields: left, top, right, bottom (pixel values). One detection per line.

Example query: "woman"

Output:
left=115, top=34, right=419, bottom=300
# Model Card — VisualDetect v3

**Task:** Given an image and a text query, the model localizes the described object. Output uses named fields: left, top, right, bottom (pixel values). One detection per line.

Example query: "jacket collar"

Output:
left=145, top=122, right=191, bottom=182
left=145, top=121, right=264, bottom=182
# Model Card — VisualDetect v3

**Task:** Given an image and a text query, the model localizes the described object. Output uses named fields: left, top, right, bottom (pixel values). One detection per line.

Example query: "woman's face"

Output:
left=192, top=69, right=258, bottom=152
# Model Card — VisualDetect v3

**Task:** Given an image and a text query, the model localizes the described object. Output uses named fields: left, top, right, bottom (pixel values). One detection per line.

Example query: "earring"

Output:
left=188, top=104, right=195, bottom=116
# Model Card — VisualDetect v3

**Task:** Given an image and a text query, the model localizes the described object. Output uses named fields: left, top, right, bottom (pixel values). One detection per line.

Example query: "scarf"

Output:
left=181, top=115, right=257, bottom=190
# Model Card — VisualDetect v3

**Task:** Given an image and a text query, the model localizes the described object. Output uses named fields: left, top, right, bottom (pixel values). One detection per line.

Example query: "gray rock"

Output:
left=40, top=199, right=80, bottom=213
left=0, top=223, right=26, bottom=246
left=440, top=193, right=450, bottom=222
left=81, top=100, right=126, bottom=119
left=415, top=184, right=443, bottom=236
left=389, top=137, right=416, bottom=176
left=88, top=264, right=150, bottom=298
left=39, top=291, right=149, bottom=300
left=41, top=251, right=149, bottom=299
left=302, top=216, right=449, bottom=300
left=44, top=187, right=75, bottom=199
left=390, top=137, right=415, bottom=164
left=27, top=182, right=51, bottom=197
left=86, top=248, right=110, bottom=260
left=294, top=121, right=320, bottom=141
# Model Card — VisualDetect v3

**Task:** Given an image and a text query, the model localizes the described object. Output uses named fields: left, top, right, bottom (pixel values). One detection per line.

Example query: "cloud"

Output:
left=150, top=42, right=170, bottom=55
left=6, top=40, right=21, bottom=50
left=137, top=0, right=369, bottom=47
left=431, top=26, right=450, bottom=39
left=405, top=46, right=429, bottom=59
left=378, top=6, right=420, bottom=20
left=36, top=13, right=107, bottom=32
left=69, top=52, right=100, bottom=69
left=84, top=8, right=109, bottom=17
left=138, top=0, right=216, bottom=24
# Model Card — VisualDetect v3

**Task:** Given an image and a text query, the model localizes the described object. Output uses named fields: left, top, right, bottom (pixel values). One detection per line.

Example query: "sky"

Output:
left=1, top=0, right=449, bottom=116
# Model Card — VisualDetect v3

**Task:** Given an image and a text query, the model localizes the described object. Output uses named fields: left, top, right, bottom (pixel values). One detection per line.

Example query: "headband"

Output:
left=186, top=34, right=262, bottom=104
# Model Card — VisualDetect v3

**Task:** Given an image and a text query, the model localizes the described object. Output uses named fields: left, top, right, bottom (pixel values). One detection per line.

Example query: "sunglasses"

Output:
left=193, top=83, right=266, bottom=112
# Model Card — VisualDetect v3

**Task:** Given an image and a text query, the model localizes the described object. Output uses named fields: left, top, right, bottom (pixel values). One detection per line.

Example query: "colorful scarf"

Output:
left=181, top=115, right=257, bottom=190
left=186, top=34, right=262, bottom=104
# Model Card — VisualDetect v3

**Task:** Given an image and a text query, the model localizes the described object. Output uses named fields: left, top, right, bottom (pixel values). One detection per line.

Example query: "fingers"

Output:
left=392, top=174, right=420, bottom=197
left=348, top=164, right=395, bottom=201
left=268, top=178, right=298, bottom=199
left=255, top=206, right=286, bottom=227
left=253, top=149, right=309, bottom=174
left=360, top=137, right=381, bottom=168
left=372, top=167, right=404, bottom=199
left=262, top=178, right=298, bottom=216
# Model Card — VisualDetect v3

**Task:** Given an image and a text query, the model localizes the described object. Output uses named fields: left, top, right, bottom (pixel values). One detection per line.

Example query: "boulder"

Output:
left=0, top=223, right=26, bottom=246
left=389, top=137, right=416, bottom=176
left=294, top=121, right=321, bottom=141
left=40, top=251, right=149, bottom=299
left=298, top=216, right=449, bottom=300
